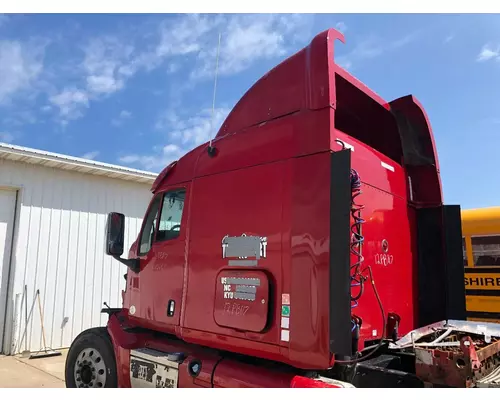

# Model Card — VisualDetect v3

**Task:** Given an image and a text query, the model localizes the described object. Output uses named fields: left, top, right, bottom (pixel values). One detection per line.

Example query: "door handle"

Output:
left=167, top=300, right=175, bottom=317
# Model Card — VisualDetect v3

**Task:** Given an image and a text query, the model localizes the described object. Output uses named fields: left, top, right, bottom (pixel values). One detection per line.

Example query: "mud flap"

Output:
left=416, top=204, right=466, bottom=327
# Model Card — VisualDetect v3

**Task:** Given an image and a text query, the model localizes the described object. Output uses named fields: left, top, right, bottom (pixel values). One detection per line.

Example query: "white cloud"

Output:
left=121, top=105, right=230, bottom=171
left=83, top=37, right=135, bottom=95
left=81, top=150, right=99, bottom=160
left=156, top=107, right=230, bottom=146
left=40, top=17, right=214, bottom=125
left=167, top=63, right=180, bottom=74
left=49, top=87, right=89, bottom=123
left=0, top=131, right=14, bottom=143
left=391, top=32, right=420, bottom=49
left=191, top=14, right=311, bottom=80
left=87, top=75, right=123, bottom=94
left=156, top=14, right=216, bottom=59
left=336, top=31, right=420, bottom=70
left=444, top=34, right=454, bottom=44
left=44, top=38, right=139, bottom=125
left=76, top=14, right=218, bottom=95
left=477, top=45, right=500, bottom=62
left=19, top=14, right=312, bottom=126
left=0, top=40, right=44, bottom=105
left=176, top=109, right=229, bottom=145
left=139, top=14, right=311, bottom=81
left=223, top=18, right=286, bottom=66
left=119, top=143, right=183, bottom=171
left=335, top=22, right=347, bottom=33
left=337, top=58, right=352, bottom=70
left=154, top=108, right=179, bottom=131
left=111, top=109, right=132, bottom=126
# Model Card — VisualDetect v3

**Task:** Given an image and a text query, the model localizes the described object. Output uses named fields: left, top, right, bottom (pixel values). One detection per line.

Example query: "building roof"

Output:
left=0, top=142, right=158, bottom=185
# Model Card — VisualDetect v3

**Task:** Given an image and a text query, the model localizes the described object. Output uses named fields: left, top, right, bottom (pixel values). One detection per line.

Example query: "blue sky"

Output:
left=0, top=13, right=499, bottom=209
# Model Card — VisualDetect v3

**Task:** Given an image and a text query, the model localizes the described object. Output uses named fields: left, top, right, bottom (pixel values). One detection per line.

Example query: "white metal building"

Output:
left=0, top=143, right=157, bottom=355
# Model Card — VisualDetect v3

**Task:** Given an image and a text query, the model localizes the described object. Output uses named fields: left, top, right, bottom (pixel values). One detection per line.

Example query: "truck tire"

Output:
left=65, top=327, right=118, bottom=388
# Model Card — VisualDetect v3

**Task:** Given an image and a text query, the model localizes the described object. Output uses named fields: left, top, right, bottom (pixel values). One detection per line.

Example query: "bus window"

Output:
left=462, top=237, right=467, bottom=266
left=472, top=235, right=500, bottom=266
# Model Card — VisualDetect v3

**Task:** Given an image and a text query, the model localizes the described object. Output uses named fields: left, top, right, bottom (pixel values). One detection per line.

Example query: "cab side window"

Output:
left=138, top=194, right=162, bottom=255
left=462, top=237, right=468, bottom=267
left=472, top=235, right=500, bottom=266
left=157, top=189, right=186, bottom=242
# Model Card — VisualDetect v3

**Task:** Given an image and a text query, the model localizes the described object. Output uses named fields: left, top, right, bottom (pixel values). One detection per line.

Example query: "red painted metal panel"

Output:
left=214, top=269, right=270, bottom=332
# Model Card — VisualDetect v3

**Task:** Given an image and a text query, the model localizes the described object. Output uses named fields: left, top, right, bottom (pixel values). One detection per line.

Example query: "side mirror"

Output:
left=105, top=212, right=125, bottom=256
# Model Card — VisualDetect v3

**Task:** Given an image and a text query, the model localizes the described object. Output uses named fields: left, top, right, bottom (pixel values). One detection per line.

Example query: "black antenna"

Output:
left=207, top=32, right=221, bottom=158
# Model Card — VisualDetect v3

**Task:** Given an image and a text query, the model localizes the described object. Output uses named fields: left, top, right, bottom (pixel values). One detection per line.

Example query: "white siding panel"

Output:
left=0, top=188, right=17, bottom=353
left=0, top=158, right=152, bottom=354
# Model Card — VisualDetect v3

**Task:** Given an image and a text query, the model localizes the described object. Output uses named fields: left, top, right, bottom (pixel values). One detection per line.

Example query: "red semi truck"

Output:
left=64, top=28, right=500, bottom=388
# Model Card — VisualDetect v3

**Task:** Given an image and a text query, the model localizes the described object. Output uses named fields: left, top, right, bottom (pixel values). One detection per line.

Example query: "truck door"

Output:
left=135, top=186, right=189, bottom=329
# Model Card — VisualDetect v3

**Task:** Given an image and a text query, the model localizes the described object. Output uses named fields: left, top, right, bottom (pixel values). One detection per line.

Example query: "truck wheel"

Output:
left=65, top=327, right=118, bottom=388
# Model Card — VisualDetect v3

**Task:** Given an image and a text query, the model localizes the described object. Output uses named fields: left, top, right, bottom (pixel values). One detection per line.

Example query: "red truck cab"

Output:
left=120, top=27, right=444, bottom=369
left=65, top=28, right=500, bottom=389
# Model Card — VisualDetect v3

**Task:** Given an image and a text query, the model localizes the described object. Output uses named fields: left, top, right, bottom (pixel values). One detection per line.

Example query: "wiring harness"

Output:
left=333, top=140, right=386, bottom=365
left=349, top=168, right=365, bottom=322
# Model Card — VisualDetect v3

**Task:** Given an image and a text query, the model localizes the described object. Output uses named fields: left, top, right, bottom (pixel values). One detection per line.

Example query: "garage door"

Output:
left=0, top=189, right=17, bottom=352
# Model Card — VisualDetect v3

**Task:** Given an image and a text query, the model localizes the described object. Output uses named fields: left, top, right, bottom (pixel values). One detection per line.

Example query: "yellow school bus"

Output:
left=462, top=206, right=500, bottom=323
